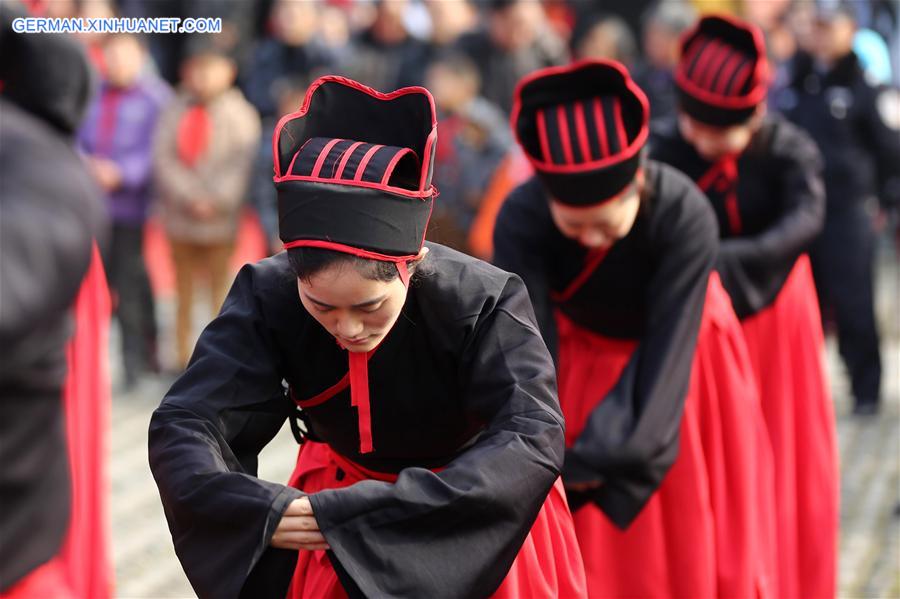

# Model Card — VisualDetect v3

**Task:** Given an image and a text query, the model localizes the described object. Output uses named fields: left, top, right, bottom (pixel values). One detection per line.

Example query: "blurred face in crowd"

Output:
left=372, top=0, right=409, bottom=45
left=104, top=34, right=145, bottom=88
left=549, top=175, right=643, bottom=249
left=810, top=13, right=856, bottom=65
left=296, top=250, right=427, bottom=353
left=490, top=0, right=544, bottom=52
left=678, top=108, right=763, bottom=161
left=426, top=0, right=476, bottom=46
left=273, top=0, right=320, bottom=46
left=642, top=20, right=681, bottom=70
left=576, top=18, right=635, bottom=64
left=427, top=61, right=478, bottom=113
left=184, top=53, right=236, bottom=103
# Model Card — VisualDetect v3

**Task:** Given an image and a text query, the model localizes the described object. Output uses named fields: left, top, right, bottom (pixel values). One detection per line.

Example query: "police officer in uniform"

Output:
left=778, top=1, right=900, bottom=414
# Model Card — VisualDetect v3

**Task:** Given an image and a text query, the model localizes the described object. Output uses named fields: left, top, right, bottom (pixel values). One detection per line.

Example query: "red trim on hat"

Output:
left=310, top=138, right=345, bottom=178
left=380, top=148, right=417, bottom=185
left=272, top=76, right=437, bottom=178
left=283, top=239, right=420, bottom=263
left=714, top=52, right=746, bottom=94
left=354, top=144, right=384, bottom=181
left=593, top=98, right=610, bottom=157
left=726, top=61, right=754, bottom=96
left=536, top=109, right=552, bottom=162
left=396, top=261, right=410, bottom=287
left=700, top=44, right=734, bottom=90
left=334, top=140, right=365, bottom=179
left=419, top=129, right=437, bottom=192
left=276, top=173, right=435, bottom=199
left=573, top=101, right=593, bottom=161
left=511, top=59, right=649, bottom=174
left=612, top=98, right=628, bottom=151
left=689, top=39, right=721, bottom=86
left=557, top=105, right=575, bottom=165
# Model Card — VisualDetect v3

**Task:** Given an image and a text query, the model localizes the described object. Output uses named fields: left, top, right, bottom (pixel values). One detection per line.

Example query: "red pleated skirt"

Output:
left=740, top=255, right=838, bottom=599
left=285, top=441, right=588, bottom=599
left=1, top=245, right=112, bottom=599
left=558, top=272, right=776, bottom=598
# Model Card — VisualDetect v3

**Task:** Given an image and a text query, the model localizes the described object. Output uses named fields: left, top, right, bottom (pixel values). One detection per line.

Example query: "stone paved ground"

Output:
left=109, top=241, right=899, bottom=598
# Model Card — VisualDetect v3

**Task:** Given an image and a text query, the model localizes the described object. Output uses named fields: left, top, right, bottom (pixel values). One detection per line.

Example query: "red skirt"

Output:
left=740, top=255, right=838, bottom=599
left=1, top=246, right=112, bottom=599
left=285, top=441, right=588, bottom=599
left=558, top=273, right=775, bottom=598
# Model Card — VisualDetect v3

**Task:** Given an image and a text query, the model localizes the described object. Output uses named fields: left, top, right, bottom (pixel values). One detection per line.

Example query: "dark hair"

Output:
left=287, top=247, right=430, bottom=283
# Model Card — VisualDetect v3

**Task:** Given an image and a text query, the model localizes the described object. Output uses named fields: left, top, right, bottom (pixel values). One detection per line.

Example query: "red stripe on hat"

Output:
left=714, top=52, right=746, bottom=94
left=689, top=39, right=721, bottom=88
left=592, top=98, right=610, bottom=157
left=700, top=45, right=734, bottom=91
left=334, top=141, right=365, bottom=179
left=353, top=144, right=385, bottom=181
left=726, top=61, right=754, bottom=96
left=310, top=138, right=344, bottom=178
left=536, top=109, right=552, bottom=163
left=682, top=37, right=710, bottom=79
left=557, top=105, right=575, bottom=165
left=612, top=97, right=628, bottom=151
left=380, top=148, right=415, bottom=185
left=573, top=101, right=593, bottom=161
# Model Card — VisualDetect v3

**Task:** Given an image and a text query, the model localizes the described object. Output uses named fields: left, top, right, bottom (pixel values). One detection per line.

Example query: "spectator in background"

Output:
left=249, top=77, right=310, bottom=256
left=79, top=33, right=171, bottom=390
left=153, top=40, right=260, bottom=369
left=570, top=12, right=638, bottom=66
left=779, top=2, right=900, bottom=415
left=425, top=53, right=512, bottom=255
left=242, top=0, right=337, bottom=119
left=456, top=0, right=567, bottom=114
left=632, top=0, right=697, bottom=124
left=338, top=0, right=429, bottom=91
left=423, top=0, right=478, bottom=63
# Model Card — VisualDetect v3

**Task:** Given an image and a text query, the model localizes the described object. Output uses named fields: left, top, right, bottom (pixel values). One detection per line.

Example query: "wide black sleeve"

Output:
left=148, top=264, right=304, bottom=599
left=569, top=180, right=718, bottom=528
left=717, top=123, right=825, bottom=318
left=309, top=275, right=565, bottom=599
left=491, top=180, right=560, bottom=362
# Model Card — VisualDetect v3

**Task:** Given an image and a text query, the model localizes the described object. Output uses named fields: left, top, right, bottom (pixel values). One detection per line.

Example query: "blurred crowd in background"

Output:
left=27, top=0, right=899, bottom=401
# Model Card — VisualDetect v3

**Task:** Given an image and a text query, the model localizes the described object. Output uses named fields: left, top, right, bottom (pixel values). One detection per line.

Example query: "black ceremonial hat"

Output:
left=512, top=60, right=650, bottom=206
left=675, top=14, right=769, bottom=127
left=273, top=75, right=437, bottom=262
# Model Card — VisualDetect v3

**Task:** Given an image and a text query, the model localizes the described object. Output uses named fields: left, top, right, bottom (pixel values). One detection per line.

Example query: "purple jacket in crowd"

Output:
left=79, top=77, right=172, bottom=225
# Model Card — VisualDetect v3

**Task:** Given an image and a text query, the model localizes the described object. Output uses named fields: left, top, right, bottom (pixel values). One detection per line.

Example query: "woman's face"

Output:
left=297, top=262, right=410, bottom=353
left=549, top=176, right=642, bottom=249
left=677, top=110, right=761, bottom=161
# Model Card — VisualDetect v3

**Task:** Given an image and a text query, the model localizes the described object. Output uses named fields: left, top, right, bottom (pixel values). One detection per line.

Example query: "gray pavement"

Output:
left=108, top=242, right=900, bottom=598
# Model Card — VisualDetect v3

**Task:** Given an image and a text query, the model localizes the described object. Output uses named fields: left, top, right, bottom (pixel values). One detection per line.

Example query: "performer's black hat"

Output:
left=675, top=14, right=769, bottom=127
left=512, top=60, right=650, bottom=206
left=274, top=75, right=437, bottom=264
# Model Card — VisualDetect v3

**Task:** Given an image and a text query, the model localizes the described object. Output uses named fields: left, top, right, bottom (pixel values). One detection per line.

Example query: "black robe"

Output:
left=649, top=116, right=825, bottom=319
left=492, top=160, right=718, bottom=528
left=148, top=243, right=564, bottom=599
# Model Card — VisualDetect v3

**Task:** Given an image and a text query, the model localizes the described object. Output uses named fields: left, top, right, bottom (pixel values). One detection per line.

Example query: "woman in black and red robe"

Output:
left=650, top=14, right=838, bottom=599
left=149, top=74, right=587, bottom=599
left=493, top=59, right=775, bottom=598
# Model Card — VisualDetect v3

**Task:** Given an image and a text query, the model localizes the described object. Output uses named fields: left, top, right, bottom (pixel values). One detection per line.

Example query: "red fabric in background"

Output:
left=2, top=245, right=113, bottom=599
left=285, top=442, right=588, bottom=599
left=60, top=244, right=113, bottom=599
left=144, top=209, right=269, bottom=298
left=557, top=273, right=775, bottom=598
left=741, top=254, right=838, bottom=599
